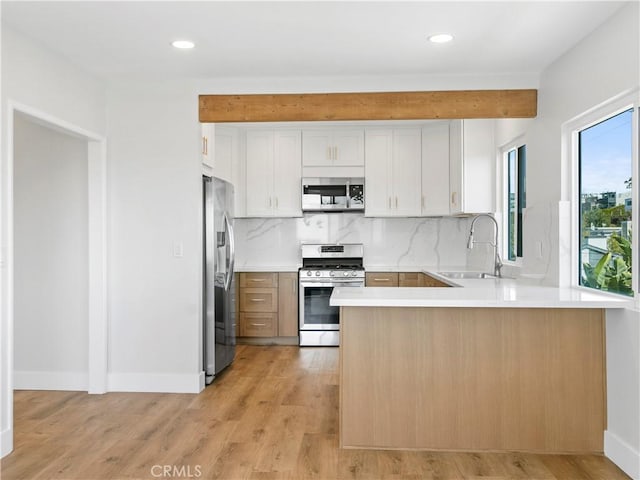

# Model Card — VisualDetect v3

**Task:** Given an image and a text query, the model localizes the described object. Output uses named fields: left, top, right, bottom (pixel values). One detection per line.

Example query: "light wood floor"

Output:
left=1, top=345, right=631, bottom=480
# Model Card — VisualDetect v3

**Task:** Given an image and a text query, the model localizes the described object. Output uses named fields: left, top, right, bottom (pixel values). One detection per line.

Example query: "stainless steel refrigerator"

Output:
left=203, top=176, right=236, bottom=384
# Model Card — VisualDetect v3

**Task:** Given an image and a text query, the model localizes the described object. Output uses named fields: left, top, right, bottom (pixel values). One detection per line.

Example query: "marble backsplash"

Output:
left=234, top=213, right=495, bottom=270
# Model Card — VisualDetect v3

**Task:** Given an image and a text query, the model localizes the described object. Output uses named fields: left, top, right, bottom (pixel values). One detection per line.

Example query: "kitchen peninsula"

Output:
left=331, top=274, right=633, bottom=453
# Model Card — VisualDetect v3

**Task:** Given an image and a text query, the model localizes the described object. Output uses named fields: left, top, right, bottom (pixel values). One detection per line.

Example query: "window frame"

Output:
left=500, top=138, right=526, bottom=267
left=565, top=90, right=639, bottom=299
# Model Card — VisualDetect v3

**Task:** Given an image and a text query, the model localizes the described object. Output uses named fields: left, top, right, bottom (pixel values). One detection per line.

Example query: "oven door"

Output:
left=299, top=280, right=363, bottom=331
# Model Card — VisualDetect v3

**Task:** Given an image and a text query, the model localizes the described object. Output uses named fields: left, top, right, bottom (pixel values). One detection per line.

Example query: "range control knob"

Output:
left=315, top=271, right=321, bottom=277
left=330, top=271, right=336, bottom=277
left=351, top=271, right=357, bottom=277
left=343, top=271, right=349, bottom=277
left=306, top=271, right=312, bottom=276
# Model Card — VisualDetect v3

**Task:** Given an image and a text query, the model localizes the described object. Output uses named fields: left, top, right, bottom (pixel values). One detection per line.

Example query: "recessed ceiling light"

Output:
left=428, top=34, right=454, bottom=44
left=171, top=40, right=195, bottom=49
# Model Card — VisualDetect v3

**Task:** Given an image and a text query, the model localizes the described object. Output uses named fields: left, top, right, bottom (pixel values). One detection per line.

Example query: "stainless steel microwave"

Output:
left=301, top=177, right=364, bottom=212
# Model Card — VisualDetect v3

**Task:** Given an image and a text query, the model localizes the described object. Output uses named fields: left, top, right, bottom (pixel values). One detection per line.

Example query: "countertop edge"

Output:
left=235, top=265, right=301, bottom=273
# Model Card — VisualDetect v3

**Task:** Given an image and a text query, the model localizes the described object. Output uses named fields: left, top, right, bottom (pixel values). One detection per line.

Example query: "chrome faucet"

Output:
left=467, top=214, right=503, bottom=278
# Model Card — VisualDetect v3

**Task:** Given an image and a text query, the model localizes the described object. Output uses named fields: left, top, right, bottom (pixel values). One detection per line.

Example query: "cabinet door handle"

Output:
left=251, top=278, right=265, bottom=283
left=388, top=197, right=392, bottom=209
left=202, top=136, right=207, bottom=155
left=451, top=192, right=457, bottom=205
left=333, top=146, right=337, bottom=160
left=250, top=298, right=265, bottom=302
left=374, top=278, right=390, bottom=282
left=268, top=197, right=272, bottom=208
left=250, top=323, right=267, bottom=327
left=395, top=197, right=398, bottom=208
left=421, top=196, right=425, bottom=209
left=275, top=197, right=279, bottom=208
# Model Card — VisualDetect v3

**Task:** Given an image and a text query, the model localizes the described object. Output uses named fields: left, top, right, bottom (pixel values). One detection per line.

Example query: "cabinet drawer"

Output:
left=240, top=288, right=278, bottom=312
left=365, top=272, right=399, bottom=287
left=239, top=313, right=278, bottom=337
left=240, top=272, right=279, bottom=288
left=398, top=272, right=420, bottom=287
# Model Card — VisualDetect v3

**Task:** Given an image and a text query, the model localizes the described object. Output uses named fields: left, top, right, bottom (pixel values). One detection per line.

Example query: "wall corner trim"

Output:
left=1, top=427, right=14, bottom=458
left=13, top=371, right=89, bottom=391
left=605, top=430, right=640, bottom=480
left=107, top=373, right=203, bottom=394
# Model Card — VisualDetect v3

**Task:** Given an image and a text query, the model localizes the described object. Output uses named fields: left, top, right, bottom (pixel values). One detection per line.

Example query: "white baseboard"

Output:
left=1, top=427, right=13, bottom=458
left=107, top=372, right=203, bottom=394
left=605, top=430, right=640, bottom=480
left=13, top=371, right=88, bottom=391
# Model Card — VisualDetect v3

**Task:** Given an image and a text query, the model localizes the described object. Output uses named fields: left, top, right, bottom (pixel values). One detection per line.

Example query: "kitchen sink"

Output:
left=437, top=271, right=500, bottom=280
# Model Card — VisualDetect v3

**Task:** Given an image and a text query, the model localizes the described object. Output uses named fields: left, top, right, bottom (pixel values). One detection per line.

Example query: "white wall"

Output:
left=526, top=3, right=639, bottom=284
left=13, top=114, right=89, bottom=390
left=105, top=81, right=202, bottom=392
left=1, top=25, right=106, bottom=457
left=606, top=308, right=640, bottom=479
left=0, top=26, right=105, bottom=136
left=523, top=4, right=640, bottom=478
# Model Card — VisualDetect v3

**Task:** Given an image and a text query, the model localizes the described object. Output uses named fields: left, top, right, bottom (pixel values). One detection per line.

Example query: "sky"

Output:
left=580, top=108, right=633, bottom=197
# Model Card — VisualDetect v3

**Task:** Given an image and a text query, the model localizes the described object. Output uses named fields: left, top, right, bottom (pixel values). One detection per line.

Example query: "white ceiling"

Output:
left=1, top=1, right=629, bottom=81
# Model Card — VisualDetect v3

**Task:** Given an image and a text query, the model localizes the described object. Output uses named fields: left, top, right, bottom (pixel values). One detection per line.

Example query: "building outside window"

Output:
left=578, top=108, right=634, bottom=297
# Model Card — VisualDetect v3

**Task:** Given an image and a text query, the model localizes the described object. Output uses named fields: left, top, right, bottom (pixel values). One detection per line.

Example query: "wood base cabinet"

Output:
left=340, top=306, right=605, bottom=453
left=366, top=272, right=450, bottom=288
left=365, top=272, right=398, bottom=287
left=237, top=272, right=298, bottom=344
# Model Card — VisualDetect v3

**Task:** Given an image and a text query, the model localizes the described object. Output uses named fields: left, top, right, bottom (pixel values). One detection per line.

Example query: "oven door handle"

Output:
left=300, top=281, right=364, bottom=288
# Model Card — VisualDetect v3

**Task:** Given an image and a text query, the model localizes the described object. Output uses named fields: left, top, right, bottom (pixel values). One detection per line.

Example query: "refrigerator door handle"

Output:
left=223, top=212, right=235, bottom=291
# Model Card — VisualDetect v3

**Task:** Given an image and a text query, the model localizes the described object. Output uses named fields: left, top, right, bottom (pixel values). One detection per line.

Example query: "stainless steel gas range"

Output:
left=298, top=244, right=365, bottom=346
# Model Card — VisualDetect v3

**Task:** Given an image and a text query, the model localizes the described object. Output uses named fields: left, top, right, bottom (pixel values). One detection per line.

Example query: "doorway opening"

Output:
left=13, top=113, right=90, bottom=390
left=1, top=103, right=107, bottom=458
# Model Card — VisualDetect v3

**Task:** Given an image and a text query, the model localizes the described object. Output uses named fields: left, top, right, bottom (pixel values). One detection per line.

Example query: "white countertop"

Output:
left=235, top=265, right=300, bottom=273
left=331, top=269, right=634, bottom=309
left=364, top=265, right=435, bottom=272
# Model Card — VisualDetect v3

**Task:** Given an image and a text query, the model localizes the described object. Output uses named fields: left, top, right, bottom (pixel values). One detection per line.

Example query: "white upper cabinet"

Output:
left=245, top=129, right=302, bottom=218
left=273, top=131, right=303, bottom=217
left=421, top=122, right=451, bottom=216
left=302, top=128, right=364, bottom=167
left=365, top=127, right=422, bottom=217
left=449, top=119, right=495, bottom=214
left=213, top=125, right=245, bottom=216
left=201, top=123, right=214, bottom=169
left=363, top=129, right=392, bottom=215
left=214, top=126, right=237, bottom=184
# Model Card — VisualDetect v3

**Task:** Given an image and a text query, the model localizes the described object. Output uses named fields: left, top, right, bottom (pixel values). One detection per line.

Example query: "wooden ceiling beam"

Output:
left=199, top=89, right=537, bottom=123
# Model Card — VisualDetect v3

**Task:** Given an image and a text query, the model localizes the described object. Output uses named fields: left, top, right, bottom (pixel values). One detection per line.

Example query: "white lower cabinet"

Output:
left=245, top=129, right=302, bottom=217
left=365, top=127, right=422, bottom=217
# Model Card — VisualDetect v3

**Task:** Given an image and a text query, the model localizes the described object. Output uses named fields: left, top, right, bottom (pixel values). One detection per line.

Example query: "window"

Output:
left=504, top=144, right=526, bottom=262
left=578, top=109, right=634, bottom=297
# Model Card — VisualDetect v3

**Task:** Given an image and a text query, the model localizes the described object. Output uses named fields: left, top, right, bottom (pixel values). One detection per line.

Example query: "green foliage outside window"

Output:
left=582, top=233, right=633, bottom=296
